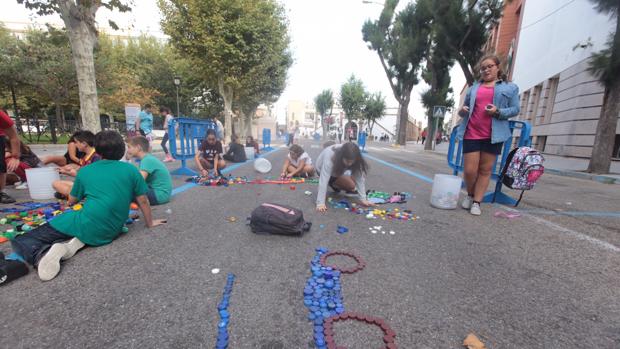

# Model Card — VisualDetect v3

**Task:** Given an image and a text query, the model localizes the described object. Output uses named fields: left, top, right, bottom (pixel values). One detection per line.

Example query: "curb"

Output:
left=545, top=168, right=618, bottom=185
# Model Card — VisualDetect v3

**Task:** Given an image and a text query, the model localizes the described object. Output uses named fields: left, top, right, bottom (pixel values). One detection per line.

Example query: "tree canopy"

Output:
left=339, top=75, right=367, bottom=125
left=314, top=89, right=334, bottom=139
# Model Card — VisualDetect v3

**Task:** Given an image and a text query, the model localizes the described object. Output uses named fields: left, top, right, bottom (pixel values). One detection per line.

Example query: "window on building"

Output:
left=542, top=77, right=559, bottom=124
left=529, top=84, right=542, bottom=122
left=519, top=90, right=530, bottom=121
left=613, top=135, right=620, bottom=159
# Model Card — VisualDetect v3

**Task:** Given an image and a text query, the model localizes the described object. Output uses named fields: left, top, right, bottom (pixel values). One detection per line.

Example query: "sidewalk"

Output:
left=406, top=141, right=620, bottom=184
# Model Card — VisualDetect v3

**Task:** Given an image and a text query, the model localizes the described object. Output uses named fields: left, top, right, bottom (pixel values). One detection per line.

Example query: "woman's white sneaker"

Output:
left=461, top=196, right=473, bottom=209
left=470, top=202, right=482, bottom=216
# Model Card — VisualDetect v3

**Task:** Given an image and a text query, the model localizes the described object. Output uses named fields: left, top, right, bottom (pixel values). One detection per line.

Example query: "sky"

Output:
left=1, top=0, right=466, bottom=127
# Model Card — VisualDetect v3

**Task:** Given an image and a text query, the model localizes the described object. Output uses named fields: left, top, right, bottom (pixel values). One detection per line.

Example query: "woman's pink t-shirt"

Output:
left=464, top=85, right=494, bottom=140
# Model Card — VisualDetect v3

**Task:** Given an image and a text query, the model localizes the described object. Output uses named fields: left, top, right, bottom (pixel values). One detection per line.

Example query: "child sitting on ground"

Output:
left=126, top=136, right=172, bottom=205
left=53, top=131, right=101, bottom=198
left=195, top=128, right=226, bottom=177
left=246, top=135, right=260, bottom=155
left=4, top=139, right=42, bottom=189
left=10, top=130, right=167, bottom=281
left=280, top=144, right=315, bottom=178
left=223, top=134, right=247, bottom=163
left=42, top=131, right=85, bottom=167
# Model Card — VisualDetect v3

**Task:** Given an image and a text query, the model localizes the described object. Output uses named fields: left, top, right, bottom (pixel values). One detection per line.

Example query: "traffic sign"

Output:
left=433, top=106, right=447, bottom=119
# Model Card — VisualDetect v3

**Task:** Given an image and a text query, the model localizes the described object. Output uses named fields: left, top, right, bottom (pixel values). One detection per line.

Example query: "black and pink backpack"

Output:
left=499, top=146, right=545, bottom=206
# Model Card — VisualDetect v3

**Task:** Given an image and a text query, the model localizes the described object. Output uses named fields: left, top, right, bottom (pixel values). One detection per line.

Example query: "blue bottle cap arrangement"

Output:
left=215, top=273, right=235, bottom=349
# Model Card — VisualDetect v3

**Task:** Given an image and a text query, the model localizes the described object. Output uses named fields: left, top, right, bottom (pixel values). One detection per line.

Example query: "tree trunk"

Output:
left=218, top=78, right=233, bottom=143
left=10, top=83, right=22, bottom=134
left=396, top=95, right=411, bottom=145
left=239, top=110, right=245, bottom=138
left=369, top=121, right=375, bottom=140
left=55, top=104, right=65, bottom=132
left=587, top=81, right=620, bottom=174
left=457, top=56, right=475, bottom=86
left=62, top=15, right=101, bottom=132
left=245, top=108, right=256, bottom=136
left=424, top=112, right=435, bottom=151
left=321, top=116, right=327, bottom=140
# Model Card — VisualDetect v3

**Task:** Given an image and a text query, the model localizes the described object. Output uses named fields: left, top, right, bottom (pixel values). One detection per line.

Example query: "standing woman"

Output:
left=160, top=107, right=175, bottom=162
left=315, top=142, right=375, bottom=212
left=457, top=55, right=520, bottom=216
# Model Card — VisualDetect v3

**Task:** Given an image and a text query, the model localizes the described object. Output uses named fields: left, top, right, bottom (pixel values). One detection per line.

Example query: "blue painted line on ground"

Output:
left=363, top=153, right=434, bottom=184
left=170, top=146, right=282, bottom=197
left=518, top=209, right=620, bottom=218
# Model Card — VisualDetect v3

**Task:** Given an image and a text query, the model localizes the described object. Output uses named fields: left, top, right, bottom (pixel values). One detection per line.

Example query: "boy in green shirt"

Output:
left=10, top=131, right=167, bottom=281
left=126, top=136, right=172, bottom=205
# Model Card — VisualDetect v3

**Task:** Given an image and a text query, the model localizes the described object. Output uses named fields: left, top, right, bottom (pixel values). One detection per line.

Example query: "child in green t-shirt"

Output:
left=10, top=131, right=167, bottom=281
left=126, top=136, right=173, bottom=205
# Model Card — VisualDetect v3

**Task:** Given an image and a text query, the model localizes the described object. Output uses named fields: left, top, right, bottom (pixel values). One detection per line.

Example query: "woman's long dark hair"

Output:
left=331, top=142, right=368, bottom=177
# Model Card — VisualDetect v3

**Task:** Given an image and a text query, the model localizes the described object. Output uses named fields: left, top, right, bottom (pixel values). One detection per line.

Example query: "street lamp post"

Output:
left=173, top=76, right=181, bottom=117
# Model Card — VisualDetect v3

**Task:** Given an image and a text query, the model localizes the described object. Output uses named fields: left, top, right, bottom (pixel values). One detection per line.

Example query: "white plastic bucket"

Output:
left=25, top=167, right=60, bottom=200
left=244, top=146, right=255, bottom=160
left=254, top=158, right=272, bottom=174
left=430, top=174, right=462, bottom=209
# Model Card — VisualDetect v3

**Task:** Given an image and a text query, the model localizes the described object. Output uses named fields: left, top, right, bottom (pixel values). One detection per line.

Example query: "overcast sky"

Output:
left=2, top=0, right=466, bottom=127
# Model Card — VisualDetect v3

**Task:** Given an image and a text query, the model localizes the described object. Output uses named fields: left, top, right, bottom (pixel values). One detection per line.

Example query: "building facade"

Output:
left=511, top=0, right=618, bottom=159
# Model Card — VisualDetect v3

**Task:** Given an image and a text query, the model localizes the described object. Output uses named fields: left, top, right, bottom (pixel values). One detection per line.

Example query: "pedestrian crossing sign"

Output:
left=433, top=106, right=446, bottom=118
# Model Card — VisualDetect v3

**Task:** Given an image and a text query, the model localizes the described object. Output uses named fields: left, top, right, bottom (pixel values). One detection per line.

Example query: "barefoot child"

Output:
left=315, top=142, right=375, bottom=212
left=281, top=144, right=314, bottom=178
left=42, top=131, right=85, bottom=167
left=126, top=136, right=172, bottom=205
left=10, top=130, right=167, bottom=281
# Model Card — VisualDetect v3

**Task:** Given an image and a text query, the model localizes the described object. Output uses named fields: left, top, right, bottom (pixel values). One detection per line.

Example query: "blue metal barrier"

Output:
left=262, top=128, right=273, bottom=151
left=447, top=120, right=532, bottom=205
left=358, top=131, right=367, bottom=153
left=168, top=118, right=217, bottom=176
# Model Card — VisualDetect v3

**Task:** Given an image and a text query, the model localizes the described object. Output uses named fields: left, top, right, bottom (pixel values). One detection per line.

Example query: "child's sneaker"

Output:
left=470, top=202, right=482, bottom=216
left=15, top=182, right=28, bottom=190
left=461, top=196, right=473, bottom=209
left=60, top=238, right=85, bottom=261
left=0, top=192, right=16, bottom=204
left=37, top=243, right=68, bottom=281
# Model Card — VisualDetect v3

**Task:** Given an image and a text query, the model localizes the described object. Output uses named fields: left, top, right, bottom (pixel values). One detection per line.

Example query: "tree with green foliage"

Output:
left=339, top=75, right=367, bottom=140
left=363, top=0, right=432, bottom=145
left=20, top=27, right=79, bottom=131
left=429, top=0, right=505, bottom=86
left=159, top=0, right=290, bottom=143
left=314, top=89, right=334, bottom=140
left=0, top=25, right=26, bottom=132
left=586, top=0, right=620, bottom=174
left=362, top=92, right=386, bottom=139
left=17, top=0, right=132, bottom=132
left=420, top=0, right=455, bottom=150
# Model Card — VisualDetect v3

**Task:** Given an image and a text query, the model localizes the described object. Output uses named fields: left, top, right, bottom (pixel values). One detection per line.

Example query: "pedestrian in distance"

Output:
left=280, top=144, right=314, bottom=178
left=315, top=142, right=375, bottom=212
left=160, top=106, right=175, bottom=163
left=135, top=104, right=154, bottom=142
left=457, top=54, right=520, bottom=216
left=195, top=128, right=226, bottom=177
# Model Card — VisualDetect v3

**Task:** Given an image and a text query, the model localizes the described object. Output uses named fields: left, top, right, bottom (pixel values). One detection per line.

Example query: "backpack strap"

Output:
left=515, top=190, right=525, bottom=207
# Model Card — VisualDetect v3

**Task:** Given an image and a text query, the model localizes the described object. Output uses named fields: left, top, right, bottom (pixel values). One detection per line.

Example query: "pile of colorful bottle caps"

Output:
left=0, top=202, right=83, bottom=243
left=187, top=175, right=318, bottom=187
left=328, top=198, right=419, bottom=222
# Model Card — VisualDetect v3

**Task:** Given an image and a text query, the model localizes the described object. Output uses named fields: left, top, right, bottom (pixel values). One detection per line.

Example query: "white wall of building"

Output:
left=512, top=0, right=615, bottom=91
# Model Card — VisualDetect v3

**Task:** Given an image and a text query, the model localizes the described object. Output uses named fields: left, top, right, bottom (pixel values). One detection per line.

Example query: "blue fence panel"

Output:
left=357, top=131, right=367, bottom=153
left=169, top=118, right=216, bottom=176
left=447, top=120, right=532, bottom=205
left=262, top=128, right=273, bottom=151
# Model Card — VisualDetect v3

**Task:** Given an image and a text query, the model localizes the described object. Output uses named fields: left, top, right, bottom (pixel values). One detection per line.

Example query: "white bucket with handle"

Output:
left=25, top=167, right=60, bottom=200
left=244, top=146, right=255, bottom=160
left=254, top=158, right=272, bottom=174
left=430, top=174, right=462, bottom=209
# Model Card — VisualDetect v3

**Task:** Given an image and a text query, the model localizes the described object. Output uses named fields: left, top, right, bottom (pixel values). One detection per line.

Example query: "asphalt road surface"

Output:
left=2, top=139, right=619, bottom=349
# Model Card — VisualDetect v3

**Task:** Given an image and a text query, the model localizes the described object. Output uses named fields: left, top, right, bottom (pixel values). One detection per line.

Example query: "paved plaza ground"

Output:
left=2, top=139, right=619, bottom=349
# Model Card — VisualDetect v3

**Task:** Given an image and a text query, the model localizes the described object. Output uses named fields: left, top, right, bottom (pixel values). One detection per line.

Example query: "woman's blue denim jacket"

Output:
left=456, top=80, right=520, bottom=144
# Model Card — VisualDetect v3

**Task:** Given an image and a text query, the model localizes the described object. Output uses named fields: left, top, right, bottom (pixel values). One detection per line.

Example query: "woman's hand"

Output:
left=359, top=200, right=376, bottom=207
left=459, top=105, right=470, bottom=116
left=316, top=204, right=327, bottom=212
left=6, top=157, right=20, bottom=173
left=485, top=104, right=498, bottom=116
left=200, top=169, right=209, bottom=177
